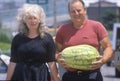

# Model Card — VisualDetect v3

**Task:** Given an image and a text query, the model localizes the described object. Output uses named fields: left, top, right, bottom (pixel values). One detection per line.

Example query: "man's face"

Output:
left=69, top=1, right=86, bottom=24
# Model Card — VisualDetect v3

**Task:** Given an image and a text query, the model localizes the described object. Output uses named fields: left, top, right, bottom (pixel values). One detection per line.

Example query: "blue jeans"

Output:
left=62, top=69, right=103, bottom=81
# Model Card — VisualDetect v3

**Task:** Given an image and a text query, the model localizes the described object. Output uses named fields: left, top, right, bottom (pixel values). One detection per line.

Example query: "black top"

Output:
left=10, top=33, right=56, bottom=63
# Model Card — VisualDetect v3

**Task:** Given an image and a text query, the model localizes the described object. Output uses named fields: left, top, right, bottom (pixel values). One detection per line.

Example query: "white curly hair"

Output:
left=16, top=3, right=47, bottom=38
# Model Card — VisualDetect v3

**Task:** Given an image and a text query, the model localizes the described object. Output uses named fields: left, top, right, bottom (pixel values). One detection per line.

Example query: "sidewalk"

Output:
left=101, top=64, right=120, bottom=81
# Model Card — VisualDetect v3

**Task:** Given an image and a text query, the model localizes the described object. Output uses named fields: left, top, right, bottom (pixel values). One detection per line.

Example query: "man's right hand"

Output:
left=56, top=53, right=77, bottom=72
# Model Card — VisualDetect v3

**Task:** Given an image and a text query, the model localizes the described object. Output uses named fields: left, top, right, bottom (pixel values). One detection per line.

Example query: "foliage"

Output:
left=0, top=42, right=11, bottom=51
left=100, top=10, right=118, bottom=30
left=0, top=21, right=11, bottom=55
left=0, top=21, right=2, bottom=29
left=0, top=21, right=12, bottom=43
left=0, top=30, right=12, bottom=43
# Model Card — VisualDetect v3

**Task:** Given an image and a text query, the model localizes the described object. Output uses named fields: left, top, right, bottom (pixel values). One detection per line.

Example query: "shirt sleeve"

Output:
left=10, top=35, right=19, bottom=63
left=46, top=33, right=56, bottom=62
left=95, top=22, right=108, bottom=41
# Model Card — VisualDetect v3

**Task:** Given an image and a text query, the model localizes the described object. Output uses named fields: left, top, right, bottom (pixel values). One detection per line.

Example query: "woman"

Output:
left=55, top=0, right=113, bottom=81
left=6, top=3, right=60, bottom=81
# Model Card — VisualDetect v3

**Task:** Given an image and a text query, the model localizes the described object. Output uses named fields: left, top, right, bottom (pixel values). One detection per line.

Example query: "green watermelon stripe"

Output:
left=61, top=45, right=99, bottom=70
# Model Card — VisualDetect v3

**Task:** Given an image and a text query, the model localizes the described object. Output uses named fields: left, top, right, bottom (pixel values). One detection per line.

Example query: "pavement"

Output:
left=101, top=64, right=120, bottom=81
left=0, top=73, right=6, bottom=80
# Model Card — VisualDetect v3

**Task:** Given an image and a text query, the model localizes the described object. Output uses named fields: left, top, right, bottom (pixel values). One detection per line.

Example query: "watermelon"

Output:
left=61, top=45, right=99, bottom=70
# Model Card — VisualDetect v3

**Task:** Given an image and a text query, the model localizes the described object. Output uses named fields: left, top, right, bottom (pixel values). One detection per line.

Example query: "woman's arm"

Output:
left=47, top=62, right=61, bottom=81
left=6, top=62, right=16, bottom=80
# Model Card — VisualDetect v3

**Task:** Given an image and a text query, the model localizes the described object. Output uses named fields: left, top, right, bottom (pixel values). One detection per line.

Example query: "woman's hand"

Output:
left=56, top=53, right=77, bottom=71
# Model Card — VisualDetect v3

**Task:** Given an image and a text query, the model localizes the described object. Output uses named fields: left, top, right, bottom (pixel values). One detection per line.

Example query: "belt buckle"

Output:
left=77, top=71, right=82, bottom=76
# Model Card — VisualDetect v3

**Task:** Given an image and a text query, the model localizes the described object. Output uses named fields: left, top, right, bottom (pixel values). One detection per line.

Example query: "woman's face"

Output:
left=24, top=14, right=40, bottom=30
left=69, top=1, right=86, bottom=24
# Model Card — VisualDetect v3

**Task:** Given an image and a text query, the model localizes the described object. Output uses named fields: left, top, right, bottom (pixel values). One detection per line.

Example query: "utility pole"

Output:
left=98, top=0, right=101, bottom=20
left=53, top=0, right=57, bottom=35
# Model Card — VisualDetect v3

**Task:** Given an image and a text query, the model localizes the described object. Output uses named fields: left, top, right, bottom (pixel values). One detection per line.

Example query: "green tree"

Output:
left=0, top=21, right=2, bottom=29
left=0, top=21, right=12, bottom=43
left=0, top=32, right=11, bottom=43
left=100, top=10, right=118, bottom=30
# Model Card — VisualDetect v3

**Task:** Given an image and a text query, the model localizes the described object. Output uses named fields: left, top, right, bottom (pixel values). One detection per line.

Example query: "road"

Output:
left=0, top=73, right=6, bottom=80
left=101, top=64, right=120, bottom=81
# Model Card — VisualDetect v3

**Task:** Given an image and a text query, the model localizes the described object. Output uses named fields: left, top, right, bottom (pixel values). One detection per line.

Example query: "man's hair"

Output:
left=68, top=0, right=85, bottom=12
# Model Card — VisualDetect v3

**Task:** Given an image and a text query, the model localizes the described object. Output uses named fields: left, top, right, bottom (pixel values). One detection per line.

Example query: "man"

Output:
left=55, top=0, right=113, bottom=81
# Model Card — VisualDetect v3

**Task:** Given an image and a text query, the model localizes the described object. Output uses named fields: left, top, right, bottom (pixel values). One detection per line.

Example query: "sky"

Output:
left=84, top=0, right=120, bottom=7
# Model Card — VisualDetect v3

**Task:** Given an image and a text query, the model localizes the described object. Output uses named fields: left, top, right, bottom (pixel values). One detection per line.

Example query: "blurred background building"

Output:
left=87, top=0, right=120, bottom=22
left=0, top=0, right=70, bottom=30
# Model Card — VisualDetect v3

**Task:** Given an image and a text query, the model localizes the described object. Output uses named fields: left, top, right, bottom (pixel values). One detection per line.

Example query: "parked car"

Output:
left=0, top=54, right=10, bottom=80
left=112, top=23, right=120, bottom=77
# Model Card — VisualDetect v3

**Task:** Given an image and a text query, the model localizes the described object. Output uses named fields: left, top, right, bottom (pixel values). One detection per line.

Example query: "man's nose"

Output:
left=74, top=10, right=79, bottom=15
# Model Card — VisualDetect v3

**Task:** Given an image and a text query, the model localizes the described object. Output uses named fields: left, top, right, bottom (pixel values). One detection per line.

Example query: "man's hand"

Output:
left=56, top=53, right=77, bottom=71
left=91, top=55, right=104, bottom=70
